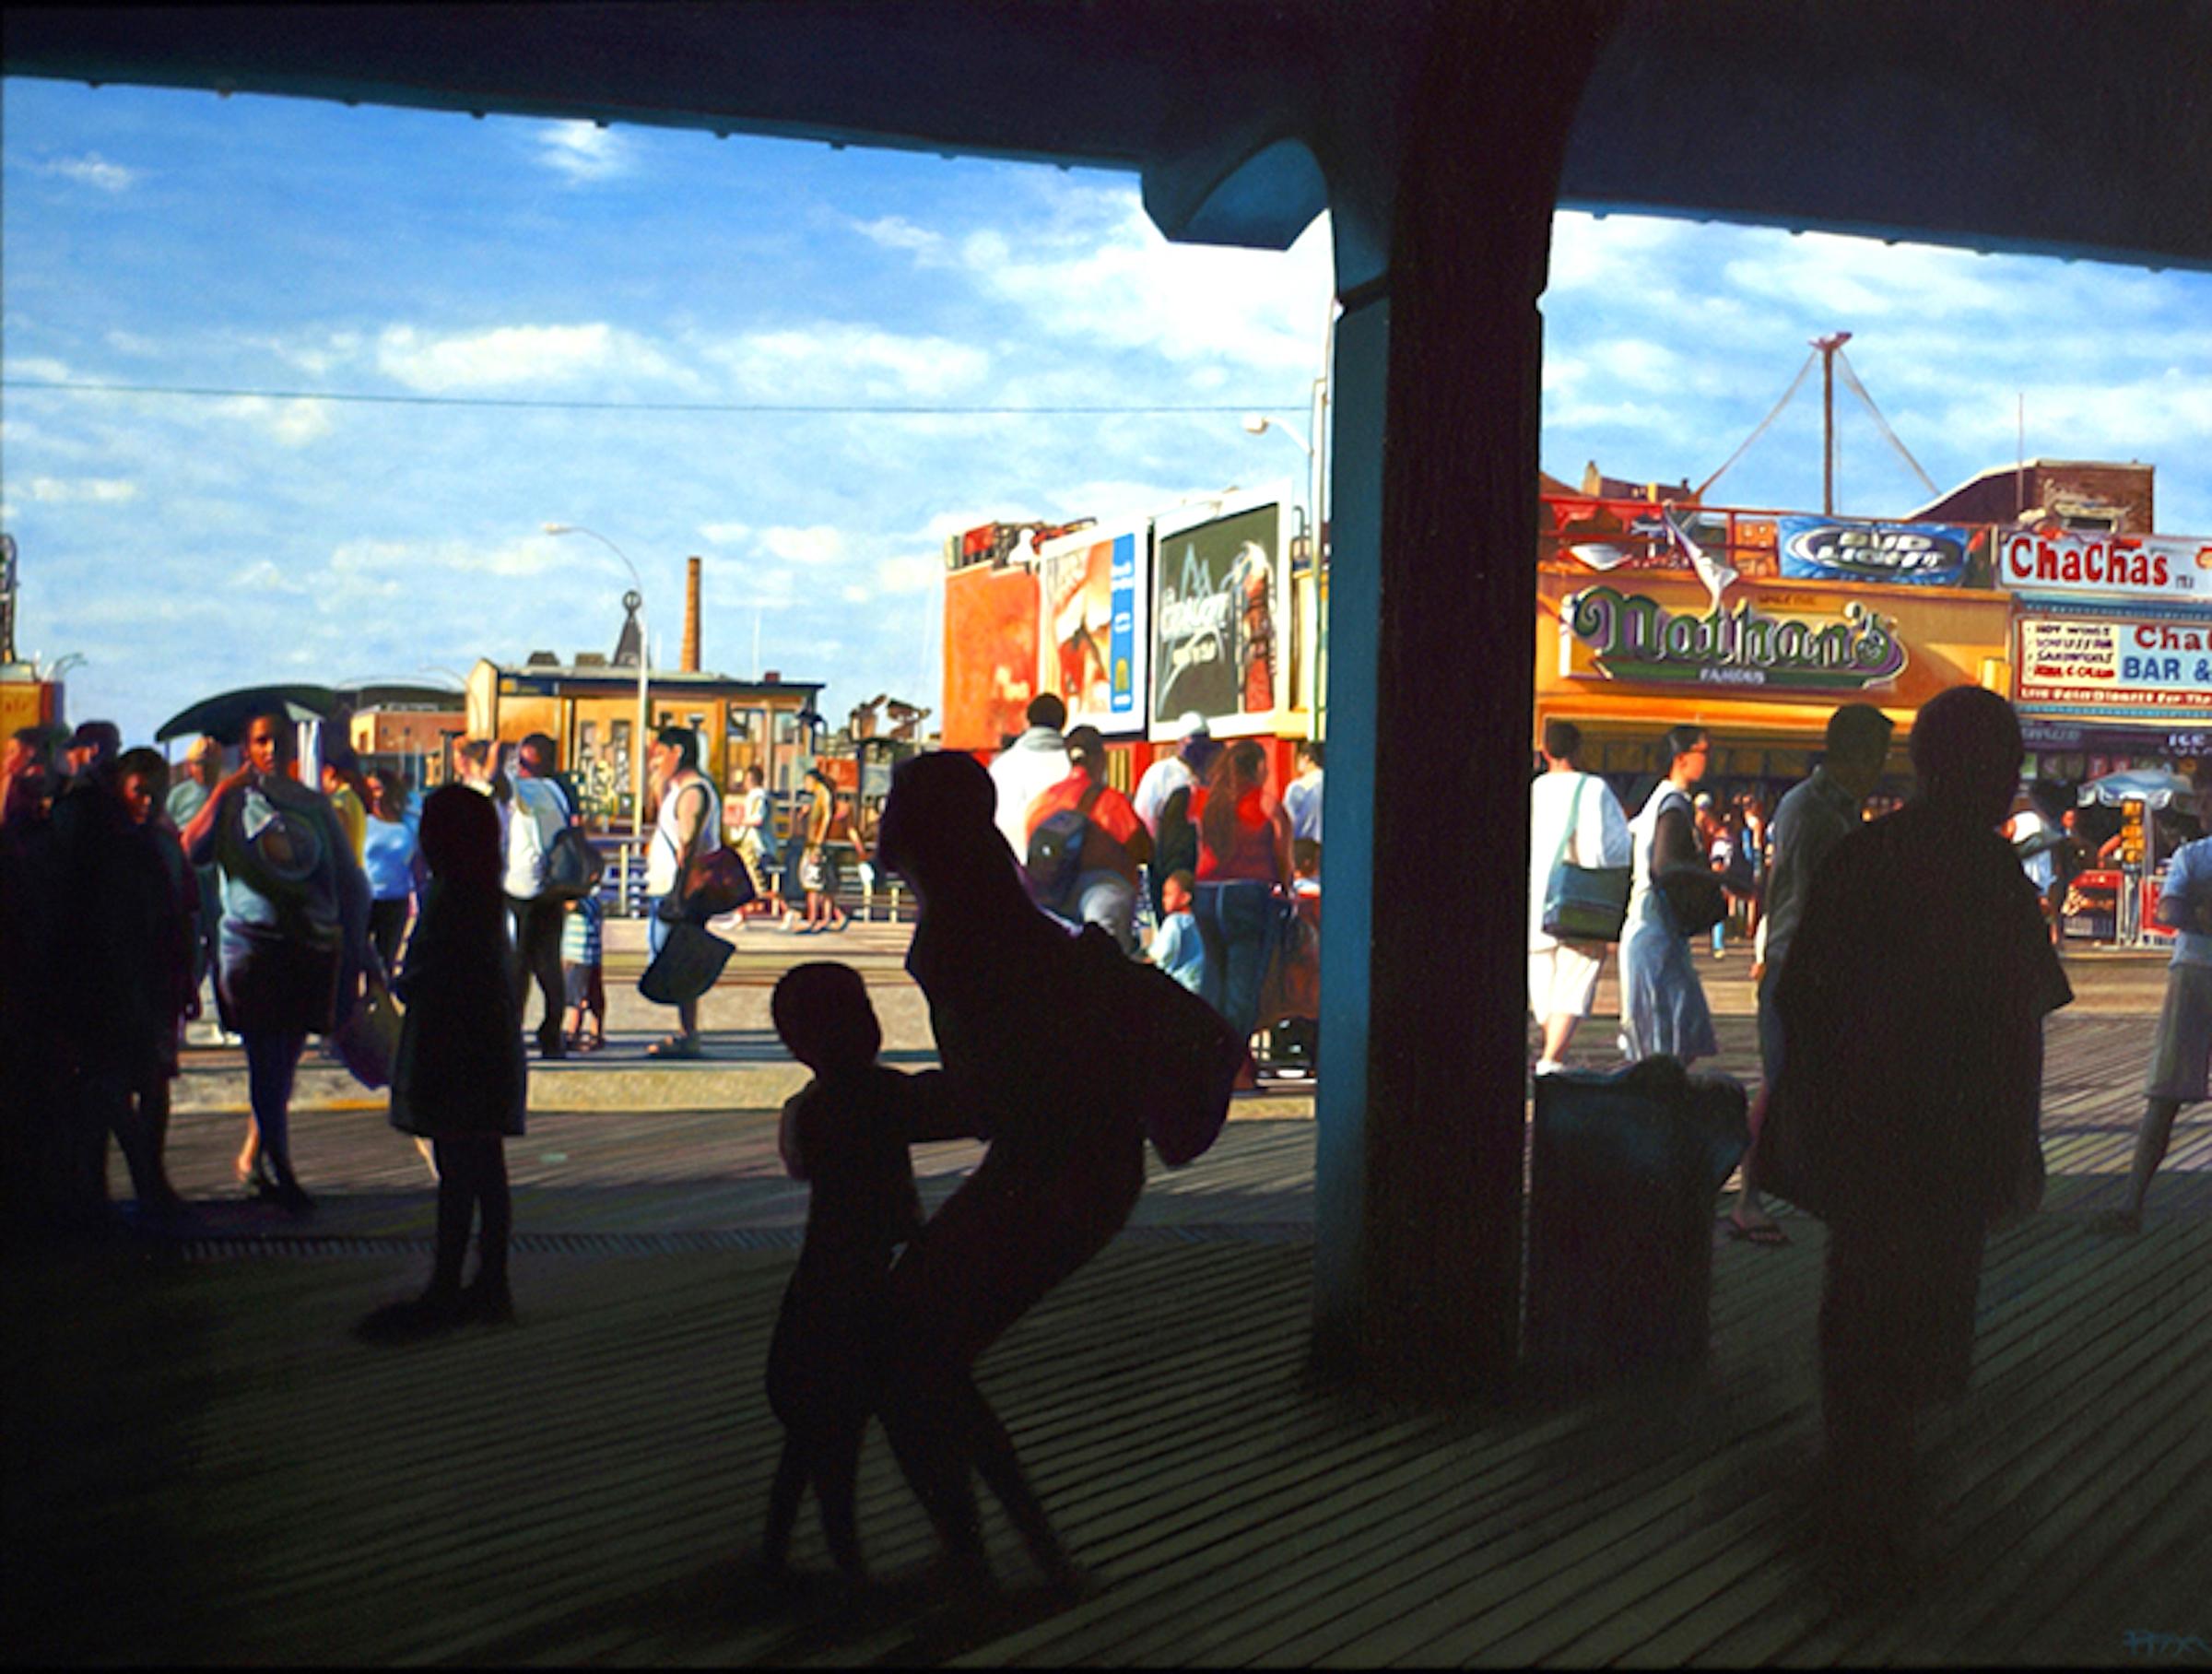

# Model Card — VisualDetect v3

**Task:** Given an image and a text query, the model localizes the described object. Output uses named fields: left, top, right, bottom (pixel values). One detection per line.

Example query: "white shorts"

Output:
left=1528, top=942, right=1606, bottom=1022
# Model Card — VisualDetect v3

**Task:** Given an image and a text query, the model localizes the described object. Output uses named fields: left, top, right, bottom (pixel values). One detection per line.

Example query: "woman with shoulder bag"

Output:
left=641, top=726, right=724, bottom=1059
left=1618, top=725, right=1721, bottom=1066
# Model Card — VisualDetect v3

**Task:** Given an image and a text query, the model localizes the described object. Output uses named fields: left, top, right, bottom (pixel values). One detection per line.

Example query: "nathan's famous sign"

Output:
left=1561, top=585, right=1908, bottom=691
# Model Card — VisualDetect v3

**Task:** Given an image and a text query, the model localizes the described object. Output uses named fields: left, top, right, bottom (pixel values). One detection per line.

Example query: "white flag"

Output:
left=1665, top=506, right=1737, bottom=612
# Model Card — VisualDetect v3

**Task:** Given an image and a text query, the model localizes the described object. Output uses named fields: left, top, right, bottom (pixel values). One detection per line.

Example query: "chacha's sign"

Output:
left=1999, top=527, right=2212, bottom=603
left=2015, top=612, right=2212, bottom=718
left=1561, top=585, right=1908, bottom=690
left=1777, top=516, right=1972, bottom=587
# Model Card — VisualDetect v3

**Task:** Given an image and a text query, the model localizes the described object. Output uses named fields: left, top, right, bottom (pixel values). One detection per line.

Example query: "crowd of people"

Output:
left=1524, top=688, right=2212, bottom=1589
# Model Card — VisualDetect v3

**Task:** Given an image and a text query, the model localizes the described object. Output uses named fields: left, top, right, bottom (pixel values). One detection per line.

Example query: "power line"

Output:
left=0, top=377, right=1307, bottom=417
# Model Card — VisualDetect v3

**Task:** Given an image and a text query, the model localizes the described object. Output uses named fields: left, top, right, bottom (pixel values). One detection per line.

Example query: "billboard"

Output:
left=2014, top=611, right=2212, bottom=719
left=940, top=562, right=1042, bottom=753
left=1150, top=489, right=1292, bottom=739
left=1037, top=520, right=1148, bottom=735
left=1997, top=526, right=2212, bottom=604
left=1776, top=516, right=1975, bottom=587
left=1559, top=583, right=1909, bottom=692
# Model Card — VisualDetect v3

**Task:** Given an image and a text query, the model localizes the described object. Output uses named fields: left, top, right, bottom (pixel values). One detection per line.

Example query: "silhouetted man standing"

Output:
left=1765, top=685, right=2070, bottom=1585
left=504, top=733, right=574, bottom=1060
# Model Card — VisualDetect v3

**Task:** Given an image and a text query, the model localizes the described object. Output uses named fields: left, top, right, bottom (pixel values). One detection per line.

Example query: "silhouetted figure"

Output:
left=0, top=729, right=64, bottom=1244
left=870, top=750, right=1148, bottom=1592
left=760, top=962, right=928, bottom=1582
left=2099, top=775, right=2212, bottom=1234
left=359, top=786, right=526, bottom=1340
left=1763, top=685, right=2070, bottom=1587
left=181, top=706, right=371, bottom=1214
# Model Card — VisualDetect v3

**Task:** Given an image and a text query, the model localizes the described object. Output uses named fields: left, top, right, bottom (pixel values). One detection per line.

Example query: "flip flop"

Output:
left=1726, top=1220, right=1791, bottom=1247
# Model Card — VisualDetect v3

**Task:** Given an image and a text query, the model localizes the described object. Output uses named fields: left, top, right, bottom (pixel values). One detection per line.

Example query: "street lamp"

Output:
left=543, top=523, right=652, bottom=841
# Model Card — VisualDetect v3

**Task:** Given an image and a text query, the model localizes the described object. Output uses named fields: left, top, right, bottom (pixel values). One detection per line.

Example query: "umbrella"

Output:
left=2077, top=768, right=2198, bottom=811
left=155, top=683, right=340, bottom=744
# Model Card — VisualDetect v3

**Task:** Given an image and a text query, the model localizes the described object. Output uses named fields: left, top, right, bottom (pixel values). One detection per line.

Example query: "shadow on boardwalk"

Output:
left=6, top=1162, right=2209, bottom=1667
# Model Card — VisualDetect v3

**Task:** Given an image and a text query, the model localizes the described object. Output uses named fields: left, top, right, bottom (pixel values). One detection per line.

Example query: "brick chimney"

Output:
left=682, top=555, right=701, bottom=673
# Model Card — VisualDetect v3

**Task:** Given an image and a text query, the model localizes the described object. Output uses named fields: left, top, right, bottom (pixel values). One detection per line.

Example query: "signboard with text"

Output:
left=1777, top=515, right=1975, bottom=587
left=2014, top=612, right=2212, bottom=720
left=1559, top=584, right=1909, bottom=692
left=1997, top=525, right=2212, bottom=604
left=1036, top=519, right=1148, bottom=736
left=1149, top=487, right=1292, bottom=739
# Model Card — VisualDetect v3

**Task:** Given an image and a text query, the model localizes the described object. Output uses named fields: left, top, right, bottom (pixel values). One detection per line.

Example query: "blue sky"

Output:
left=5, top=77, right=2209, bottom=748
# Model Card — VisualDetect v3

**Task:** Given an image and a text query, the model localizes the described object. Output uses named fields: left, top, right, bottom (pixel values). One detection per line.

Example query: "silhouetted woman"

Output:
left=1193, top=738, right=1293, bottom=1061
left=870, top=749, right=1147, bottom=1591
left=360, top=784, right=525, bottom=1337
left=181, top=705, right=370, bottom=1213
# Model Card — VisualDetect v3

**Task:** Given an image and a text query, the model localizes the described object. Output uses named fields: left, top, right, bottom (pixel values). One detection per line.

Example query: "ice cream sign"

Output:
left=2015, top=614, right=2212, bottom=717
left=2000, top=527, right=2212, bottom=603
left=1561, top=585, right=1907, bottom=690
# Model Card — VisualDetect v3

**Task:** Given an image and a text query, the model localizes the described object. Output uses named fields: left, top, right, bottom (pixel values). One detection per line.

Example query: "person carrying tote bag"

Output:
left=1527, top=721, right=1631, bottom=1076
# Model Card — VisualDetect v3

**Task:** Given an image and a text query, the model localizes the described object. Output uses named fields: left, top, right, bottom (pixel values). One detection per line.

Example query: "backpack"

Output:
left=1025, top=781, right=1104, bottom=913
left=542, top=825, right=605, bottom=901
left=1070, top=924, right=1244, bottom=1167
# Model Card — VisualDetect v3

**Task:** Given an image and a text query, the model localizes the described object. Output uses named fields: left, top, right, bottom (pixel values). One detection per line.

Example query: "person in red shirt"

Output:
left=1022, top=725, right=1151, bottom=953
left=1193, top=738, right=1294, bottom=1067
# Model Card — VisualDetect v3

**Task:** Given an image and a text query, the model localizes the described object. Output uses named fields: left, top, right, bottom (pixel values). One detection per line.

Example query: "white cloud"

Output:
left=375, top=323, right=684, bottom=392
left=1719, top=229, right=2009, bottom=321
left=103, top=329, right=162, bottom=356
left=4, top=356, right=75, bottom=383
left=876, top=554, right=940, bottom=595
left=759, top=525, right=845, bottom=566
left=1547, top=211, right=1690, bottom=292
left=212, top=395, right=335, bottom=447
left=699, top=521, right=752, bottom=545
left=22, top=476, right=139, bottom=503
left=35, top=153, right=139, bottom=193
left=230, top=559, right=311, bottom=595
left=535, top=122, right=630, bottom=183
left=853, top=215, right=948, bottom=262
left=707, top=324, right=991, bottom=399
left=840, top=584, right=870, bottom=604
left=329, top=535, right=557, bottom=583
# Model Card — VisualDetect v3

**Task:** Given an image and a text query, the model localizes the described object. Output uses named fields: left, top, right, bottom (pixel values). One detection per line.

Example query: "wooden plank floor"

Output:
left=8, top=1011, right=2209, bottom=1667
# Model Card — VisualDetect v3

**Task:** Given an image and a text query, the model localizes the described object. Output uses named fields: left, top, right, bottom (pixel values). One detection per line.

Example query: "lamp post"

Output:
left=1241, top=411, right=1316, bottom=558
left=543, top=523, right=652, bottom=841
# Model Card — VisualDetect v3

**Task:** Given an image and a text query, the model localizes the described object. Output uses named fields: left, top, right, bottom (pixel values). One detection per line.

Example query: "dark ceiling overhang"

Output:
left=6, top=2, right=2211, bottom=270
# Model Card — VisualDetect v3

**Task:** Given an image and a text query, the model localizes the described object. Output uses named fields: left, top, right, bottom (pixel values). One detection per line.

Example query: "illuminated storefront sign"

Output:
left=1999, top=527, right=2212, bottom=603
left=1777, top=516, right=1973, bottom=586
left=1560, top=585, right=1908, bottom=691
left=2015, top=612, right=2212, bottom=718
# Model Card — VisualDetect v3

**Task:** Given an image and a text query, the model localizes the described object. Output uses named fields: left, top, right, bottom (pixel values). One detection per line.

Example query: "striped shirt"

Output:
left=560, top=895, right=603, bottom=966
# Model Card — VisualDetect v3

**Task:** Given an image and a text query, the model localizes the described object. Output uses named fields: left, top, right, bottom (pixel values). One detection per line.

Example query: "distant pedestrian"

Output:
left=734, top=764, right=771, bottom=911
left=1526, top=719, right=1631, bottom=1076
left=362, top=768, right=424, bottom=977
left=1283, top=739, right=1325, bottom=847
left=1764, top=685, right=2070, bottom=1588
left=505, top=733, right=578, bottom=1058
left=1194, top=739, right=1292, bottom=1080
left=986, top=692, right=1071, bottom=863
left=560, top=890, right=606, bottom=1053
left=359, top=784, right=526, bottom=1339
left=795, top=767, right=849, bottom=935
left=1024, top=724, right=1151, bottom=952
left=1730, top=701, right=1893, bottom=1245
left=643, top=725, right=722, bottom=1059
left=180, top=705, right=371, bottom=1214
left=1618, top=725, right=1719, bottom=1066
left=1145, top=868, right=1207, bottom=995
left=320, top=737, right=372, bottom=864
left=759, top=961, right=929, bottom=1583
left=2098, top=775, right=2212, bottom=1234
left=1134, top=712, right=1218, bottom=919
left=167, top=736, right=227, bottom=1008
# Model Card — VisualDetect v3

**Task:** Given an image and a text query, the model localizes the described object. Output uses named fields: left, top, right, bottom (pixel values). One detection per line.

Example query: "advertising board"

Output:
left=1776, top=515, right=1975, bottom=587
left=1036, top=519, right=1148, bottom=736
left=1149, top=487, right=1292, bottom=739
left=1559, top=584, right=1909, bottom=692
left=940, top=561, right=1041, bottom=753
left=1997, top=525, right=2212, bottom=604
left=2014, top=611, right=2212, bottom=720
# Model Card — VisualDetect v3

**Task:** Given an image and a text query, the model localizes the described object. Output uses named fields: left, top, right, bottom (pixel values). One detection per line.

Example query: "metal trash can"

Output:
left=1524, top=1056, right=1750, bottom=1390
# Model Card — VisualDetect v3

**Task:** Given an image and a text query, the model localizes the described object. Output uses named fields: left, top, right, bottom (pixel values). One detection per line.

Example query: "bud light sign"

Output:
left=1778, top=516, right=1971, bottom=587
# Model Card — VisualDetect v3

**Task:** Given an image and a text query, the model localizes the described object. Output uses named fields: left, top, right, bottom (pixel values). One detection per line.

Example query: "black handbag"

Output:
left=542, top=826, right=605, bottom=901
left=1655, top=864, right=1729, bottom=937
left=639, top=920, right=734, bottom=1005
left=1540, top=775, right=1630, bottom=942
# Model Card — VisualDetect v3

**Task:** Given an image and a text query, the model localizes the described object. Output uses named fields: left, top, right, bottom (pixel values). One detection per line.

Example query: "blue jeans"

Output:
left=1194, top=879, right=1279, bottom=1040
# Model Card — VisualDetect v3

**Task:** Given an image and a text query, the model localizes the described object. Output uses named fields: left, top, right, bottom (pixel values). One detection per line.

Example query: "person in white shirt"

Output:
left=2100, top=776, right=2212, bottom=1233
left=986, top=693, right=1071, bottom=863
left=1133, top=711, right=1211, bottom=836
left=1527, top=719, right=1631, bottom=1074
left=504, top=733, right=577, bottom=1060
left=643, top=726, right=723, bottom=1059
left=1282, top=739, right=1324, bottom=846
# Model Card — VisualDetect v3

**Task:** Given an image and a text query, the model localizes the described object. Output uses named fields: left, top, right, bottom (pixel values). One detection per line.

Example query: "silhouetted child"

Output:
left=761, top=961, right=925, bottom=1581
left=559, top=891, right=606, bottom=1052
left=359, top=784, right=526, bottom=1340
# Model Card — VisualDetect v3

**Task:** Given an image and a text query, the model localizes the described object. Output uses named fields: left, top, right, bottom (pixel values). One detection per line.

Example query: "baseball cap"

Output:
left=1173, top=712, right=1210, bottom=740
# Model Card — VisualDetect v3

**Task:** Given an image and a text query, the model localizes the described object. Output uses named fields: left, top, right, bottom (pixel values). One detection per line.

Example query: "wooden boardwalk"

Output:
left=7, top=1008, right=2210, bottom=1666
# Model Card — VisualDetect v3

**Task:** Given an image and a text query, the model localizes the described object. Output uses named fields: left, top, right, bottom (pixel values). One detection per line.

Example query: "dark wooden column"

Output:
left=1312, top=0, right=1627, bottom=1399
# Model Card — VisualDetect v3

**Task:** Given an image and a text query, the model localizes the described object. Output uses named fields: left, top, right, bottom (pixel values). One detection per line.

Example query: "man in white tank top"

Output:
left=644, top=725, right=721, bottom=1058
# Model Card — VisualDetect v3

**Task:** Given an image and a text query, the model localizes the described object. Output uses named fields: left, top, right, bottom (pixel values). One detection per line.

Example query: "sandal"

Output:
left=579, top=1032, right=606, bottom=1054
